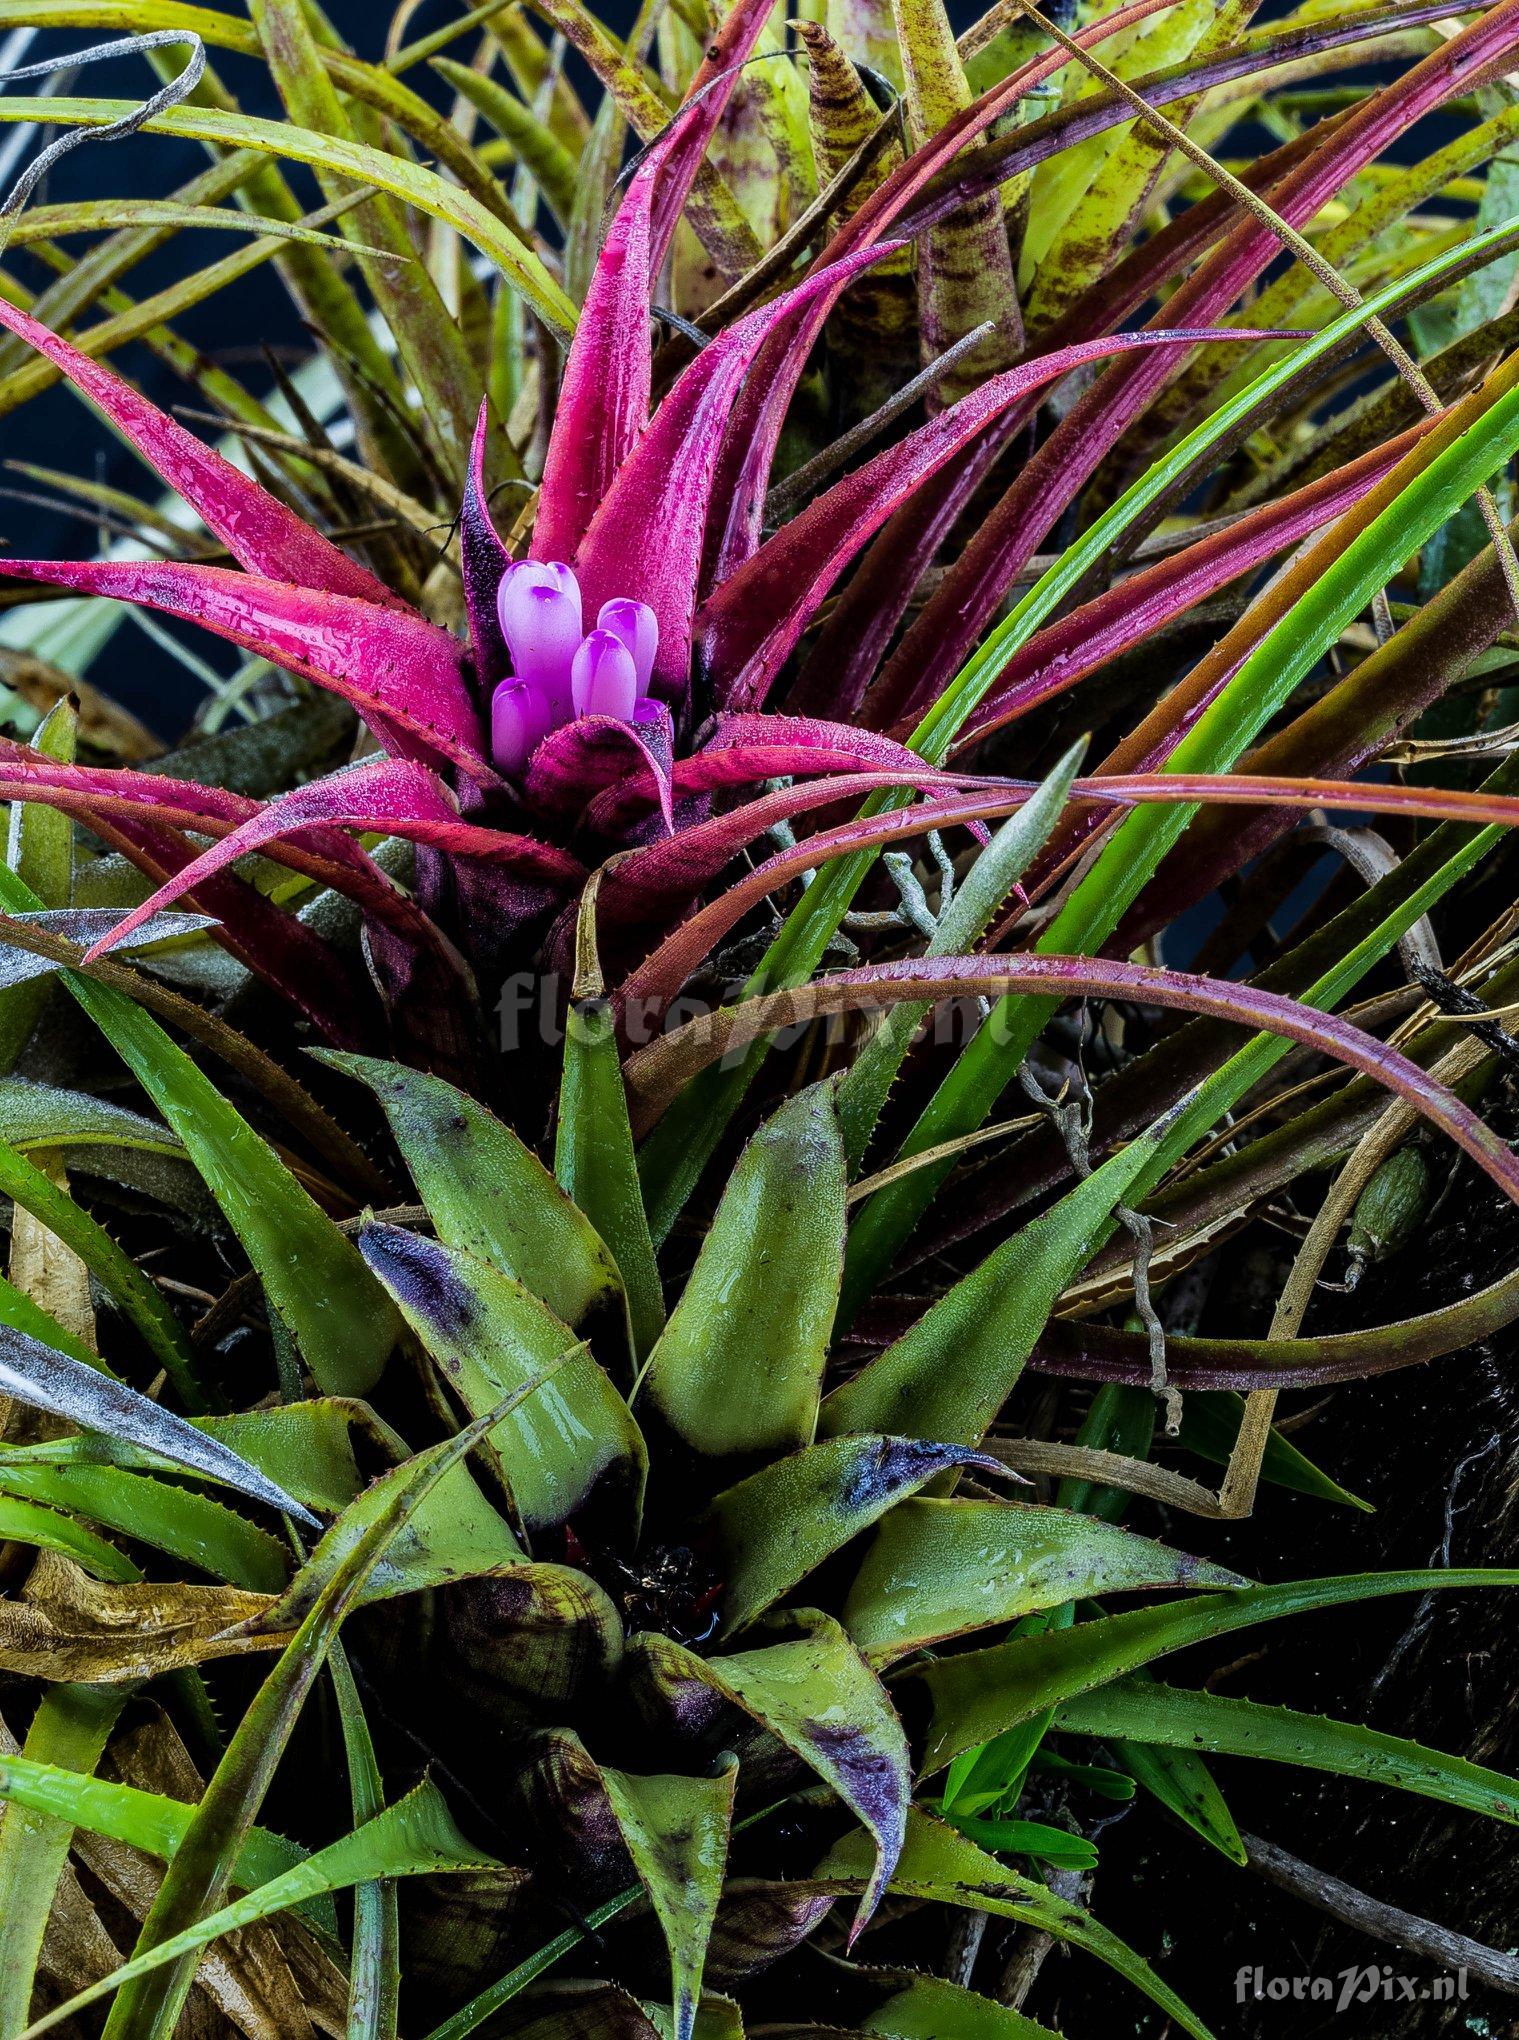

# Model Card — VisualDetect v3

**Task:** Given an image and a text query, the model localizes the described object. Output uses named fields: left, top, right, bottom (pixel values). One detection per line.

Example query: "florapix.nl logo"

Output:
left=1236, top=1964, right=1470, bottom=2012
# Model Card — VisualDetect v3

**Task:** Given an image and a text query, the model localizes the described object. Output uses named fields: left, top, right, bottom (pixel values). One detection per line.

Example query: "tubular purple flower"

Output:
left=491, top=678, right=548, bottom=773
left=498, top=561, right=583, bottom=721
left=572, top=629, right=639, bottom=720
left=597, top=597, right=659, bottom=697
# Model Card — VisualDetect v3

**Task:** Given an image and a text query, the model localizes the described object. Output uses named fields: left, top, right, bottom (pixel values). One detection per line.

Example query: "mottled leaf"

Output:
left=677, top=1612, right=908, bottom=1936
left=317, top=1054, right=620, bottom=1328
left=707, top=1437, right=999, bottom=1635
left=600, top=1762, right=738, bottom=2040
left=843, top=1497, right=1245, bottom=1662
left=358, top=1222, right=646, bottom=1534
left=814, top=1810, right=1209, bottom=2037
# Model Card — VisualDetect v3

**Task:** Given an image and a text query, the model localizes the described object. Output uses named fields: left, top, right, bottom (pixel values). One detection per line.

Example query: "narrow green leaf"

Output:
left=640, top=1082, right=846, bottom=1458
left=556, top=997, right=665, bottom=1364
left=0, top=865, right=396, bottom=1397
left=825, top=1113, right=1175, bottom=1435
left=1177, top=1393, right=1371, bottom=1510
left=328, top=1642, right=398, bottom=2040
left=0, top=1080, right=183, bottom=1160
left=940, top=1811, right=1097, bottom=1870
left=920, top=1570, right=1519, bottom=1775
left=26, top=1780, right=494, bottom=2040
left=432, top=57, right=579, bottom=225
left=0, top=1748, right=334, bottom=1929
left=1107, top=1708, right=1246, bottom=1865
left=0, top=1683, right=127, bottom=2036
left=0, top=1133, right=196, bottom=1400
left=0, top=1463, right=287, bottom=1592
left=836, top=739, right=1086, bottom=1173
left=1059, top=1678, right=1519, bottom=1828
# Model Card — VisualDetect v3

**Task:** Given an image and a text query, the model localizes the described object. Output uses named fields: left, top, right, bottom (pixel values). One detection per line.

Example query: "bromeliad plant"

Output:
left=1, top=0, right=1519, bottom=2034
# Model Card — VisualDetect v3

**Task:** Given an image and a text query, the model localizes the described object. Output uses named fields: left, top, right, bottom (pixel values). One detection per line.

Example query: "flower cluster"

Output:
left=491, top=562, right=660, bottom=773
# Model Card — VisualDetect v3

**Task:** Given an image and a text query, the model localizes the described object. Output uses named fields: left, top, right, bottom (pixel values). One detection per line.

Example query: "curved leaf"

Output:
left=358, top=1222, right=646, bottom=1534
left=707, top=1437, right=1000, bottom=1635
left=0, top=94, right=577, bottom=339
left=843, top=1498, right=1245, bottom=1661
left=27, top=1780, right=494, bottom=2039
left=0, top=560, right=484, bottom=772
left=600, top=1761, right=738, bottom=2040
left=318, top=1053, right=620, bottom=1329
left=0, top=1748, right=330, bottom=1917
left=1058, top=1679, right=1519, bottom=1828
left=648, top=1612, right=908, bottom=1939
left=815, top=1808, right=1209, bottom=2037
left=920, top=1570, right=1519, bottom=1774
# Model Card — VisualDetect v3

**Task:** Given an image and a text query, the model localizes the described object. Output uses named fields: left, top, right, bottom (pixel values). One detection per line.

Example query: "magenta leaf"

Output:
left=572, top=244, right=899, bottom=701
left=87, top=808, right=376, bottom=1046
left=679, top=714, right=932, bottom=790
left=532, top=0, right=779, bottom=566
left=533, top=166, right=654, bottom=566
left=944, top=427, right=1426, bottom=750
left=612, top=768, right=1519, bottom=1021
left=702, top=330, right=1300, bottom=711
left=624, top=955, right=1519, bottom=1211
left=875, top=0, right=1519, bottom=717
left=79, top=756, right=583, bottom=965
left=0, top=295, right=401, bottom=609
left=596, top=768, right=970, bottom=933
left=527, top=702, right=677, bottom=835
left=0, top=558, right=488, bottom=774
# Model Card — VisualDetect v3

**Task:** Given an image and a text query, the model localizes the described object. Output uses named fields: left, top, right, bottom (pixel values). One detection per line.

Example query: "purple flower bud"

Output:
left=498, top=561, right=582, bottom=720
left=596, top=598, right=658, bottom=698
left=571, top=629, right=638, bottom=722
left=491, top=677, right=548, bottom=773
